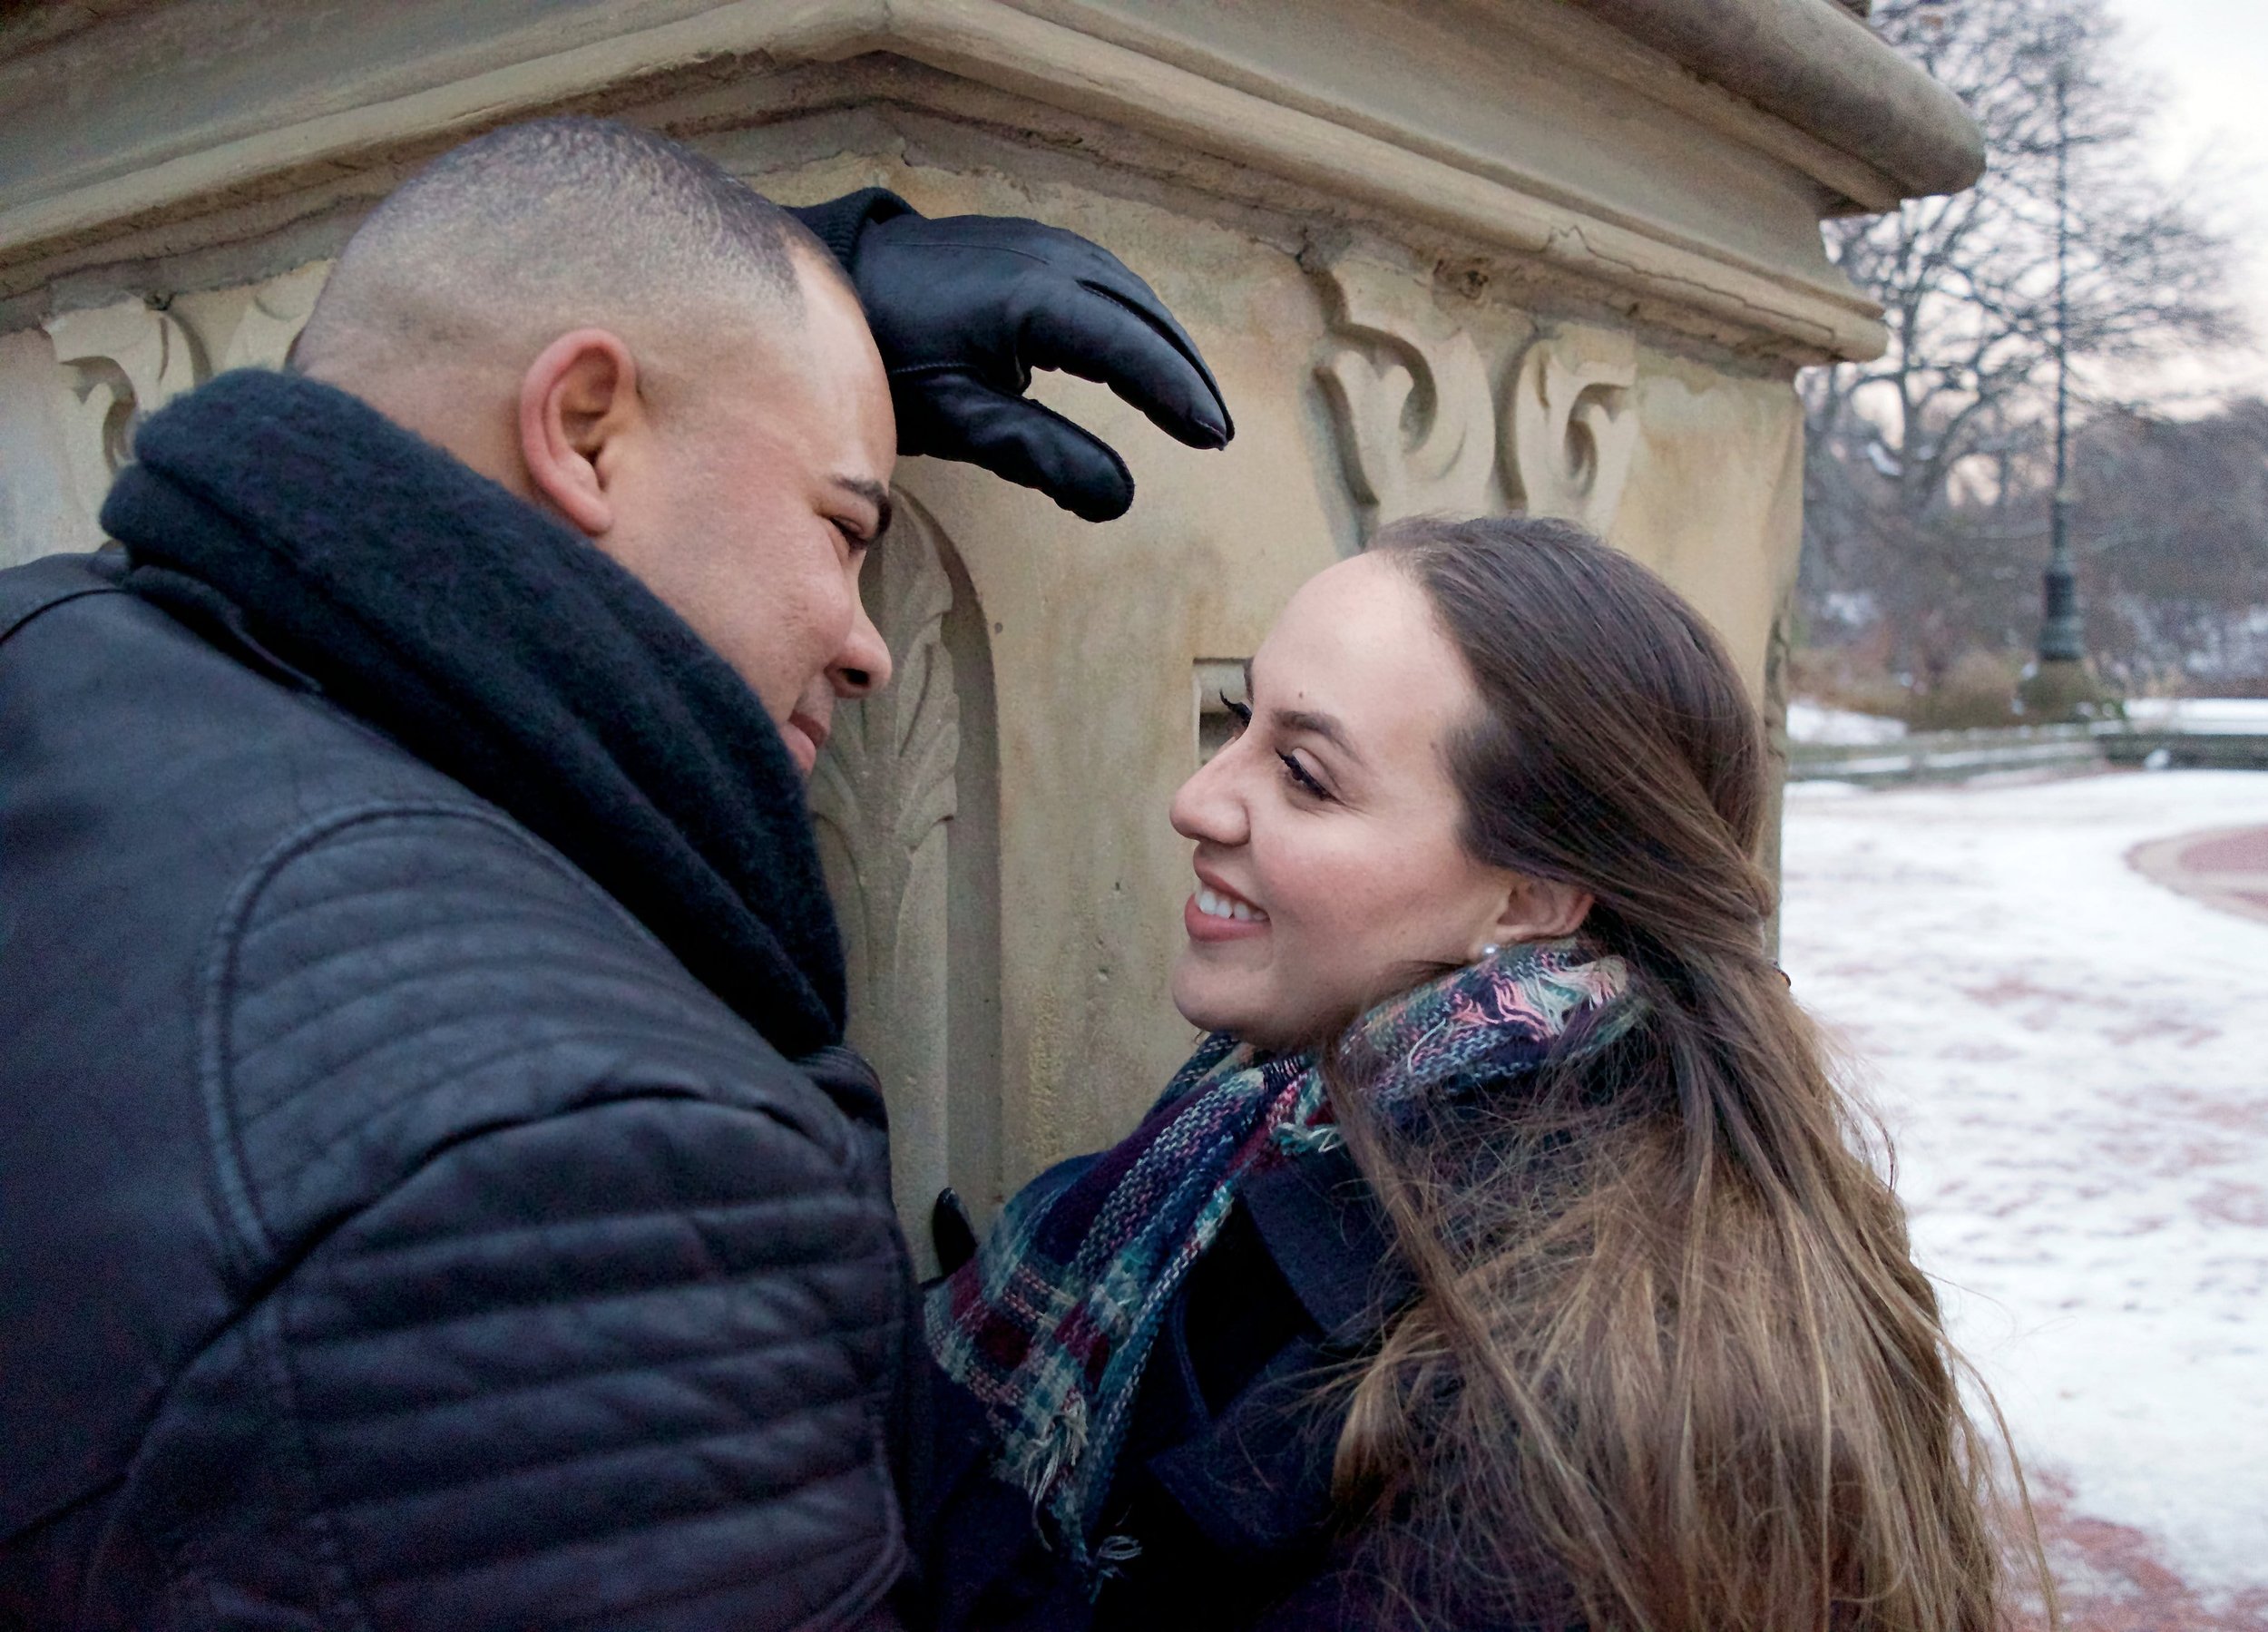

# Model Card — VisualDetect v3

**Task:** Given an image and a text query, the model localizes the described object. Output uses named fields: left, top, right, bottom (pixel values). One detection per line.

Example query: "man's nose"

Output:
left=1169, top=740, right=1249, bottom=847
left=831, top=589, right=893, bottom=699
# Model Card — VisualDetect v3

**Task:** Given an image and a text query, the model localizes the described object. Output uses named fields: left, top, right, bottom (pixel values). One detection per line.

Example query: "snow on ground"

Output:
left=2125, top=699, right=2268, bottom=734
left=1786, top=699, right=1909, bottom=746
left=1780, top=769, right=2268, bottom=1613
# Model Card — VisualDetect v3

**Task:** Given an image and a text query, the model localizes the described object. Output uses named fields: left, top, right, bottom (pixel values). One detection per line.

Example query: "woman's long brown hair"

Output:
left=1327, top=516, right=2047, bottom=1632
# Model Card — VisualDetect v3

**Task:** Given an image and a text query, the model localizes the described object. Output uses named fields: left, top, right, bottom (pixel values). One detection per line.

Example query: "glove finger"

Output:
left=856, top=213, right=1234, bottom=449
left=1031, top=229, right=1232, bottom=443
left=1016, top=277, right=1234, bottom=452
left=900, top=370, right=1136, bottom=523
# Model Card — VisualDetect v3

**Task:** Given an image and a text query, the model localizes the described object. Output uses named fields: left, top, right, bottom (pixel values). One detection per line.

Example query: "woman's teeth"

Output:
left=1196, top=886, right=1266, bottom=923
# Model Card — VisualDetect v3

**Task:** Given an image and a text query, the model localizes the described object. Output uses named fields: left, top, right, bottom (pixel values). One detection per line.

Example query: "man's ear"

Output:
left=1481, top=872, right=1595, bottom=953
left=518, top=328, right=643, bottom=538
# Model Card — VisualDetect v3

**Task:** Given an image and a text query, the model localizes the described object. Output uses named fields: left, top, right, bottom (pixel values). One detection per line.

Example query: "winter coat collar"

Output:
left=101, top=366, right=846, bottom=1056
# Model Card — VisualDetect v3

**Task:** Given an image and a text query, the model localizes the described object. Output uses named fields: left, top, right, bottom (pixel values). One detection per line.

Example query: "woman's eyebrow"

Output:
left=1246, top=663, right=1359, bottom=760
left=1272, top=706, right=1358, bottom=761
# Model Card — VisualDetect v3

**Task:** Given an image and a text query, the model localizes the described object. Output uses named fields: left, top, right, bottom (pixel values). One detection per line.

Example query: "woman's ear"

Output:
left=1481, top=873, right=1594, bottom=953
left=517, top=328, right=643, bottom=538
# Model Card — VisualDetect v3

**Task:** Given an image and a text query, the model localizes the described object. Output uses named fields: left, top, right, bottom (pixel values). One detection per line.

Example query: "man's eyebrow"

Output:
left=834, top=475, right=894, bottom=542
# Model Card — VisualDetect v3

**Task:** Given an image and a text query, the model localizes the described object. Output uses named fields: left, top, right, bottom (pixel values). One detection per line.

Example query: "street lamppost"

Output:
left=2035, top=26, right=2091, bottom=705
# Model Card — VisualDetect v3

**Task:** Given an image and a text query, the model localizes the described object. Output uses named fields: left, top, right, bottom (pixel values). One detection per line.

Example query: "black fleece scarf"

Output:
left=101, top=367, right=845, bottom=1057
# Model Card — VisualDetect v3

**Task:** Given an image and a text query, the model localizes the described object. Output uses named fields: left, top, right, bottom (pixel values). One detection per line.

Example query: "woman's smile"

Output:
left=1185, top=867, right=1269, bottom=942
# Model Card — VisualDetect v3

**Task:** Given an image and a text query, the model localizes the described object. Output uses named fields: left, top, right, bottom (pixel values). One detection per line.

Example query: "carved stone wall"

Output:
left=1313, top=256, right=1641, bottom=543
left=1314, top=259, right=1498, bottom=532
left=810, top=495, right=1001, bottom=1267
left=40, top=262, right=327, bottom=543
left=46, top=305, right=199, bottom=521
left=1503, top=324, right=1637, bottom=535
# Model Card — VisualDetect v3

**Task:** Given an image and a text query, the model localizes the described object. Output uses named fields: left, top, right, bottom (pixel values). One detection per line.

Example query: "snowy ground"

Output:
left=1787, top=699, right=1909, bottom=746
left=1781, top=769, right=2268, bottom=1623
left=2125, top=699, right=2268, bottom=735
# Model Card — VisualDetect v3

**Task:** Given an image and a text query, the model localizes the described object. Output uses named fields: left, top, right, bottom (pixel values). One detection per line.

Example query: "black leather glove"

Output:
left=790, top=189, right=1232, bottom=523
left=931, top=1187, right=979, bottom=1277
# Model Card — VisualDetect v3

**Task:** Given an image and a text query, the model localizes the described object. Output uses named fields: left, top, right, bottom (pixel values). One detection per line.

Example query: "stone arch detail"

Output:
left=810, top=494, right=1002, bottom=1268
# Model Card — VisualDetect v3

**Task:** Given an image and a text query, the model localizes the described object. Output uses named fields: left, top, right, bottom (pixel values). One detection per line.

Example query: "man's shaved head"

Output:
left=295, top=115, right=834, bottom=375
left=288, top=115, right=898, bottom=776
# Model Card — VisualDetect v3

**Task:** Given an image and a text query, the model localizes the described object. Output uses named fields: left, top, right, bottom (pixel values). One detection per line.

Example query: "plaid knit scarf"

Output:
left=924, top=937, right=1641, bottom=1577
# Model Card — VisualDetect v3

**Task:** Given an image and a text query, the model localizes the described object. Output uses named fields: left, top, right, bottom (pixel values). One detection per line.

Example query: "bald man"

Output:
left=0, top=119, right=1227, bottom=1631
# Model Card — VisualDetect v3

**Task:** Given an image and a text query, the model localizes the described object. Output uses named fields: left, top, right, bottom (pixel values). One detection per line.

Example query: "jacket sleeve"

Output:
left=132, top=806, right=915, bottom=1631
left=253, top=1090, right=912, bottom=1631
left=128, top=1089, right=918, bottom=1632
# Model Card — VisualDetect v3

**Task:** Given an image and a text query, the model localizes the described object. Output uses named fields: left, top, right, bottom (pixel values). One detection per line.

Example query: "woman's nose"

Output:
left=1169, top=740, right=1250, bottom=847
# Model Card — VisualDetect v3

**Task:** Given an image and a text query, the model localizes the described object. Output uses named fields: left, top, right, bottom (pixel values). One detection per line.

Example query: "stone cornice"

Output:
left=1560, top=0, right=1982, bottom=199
left=0, top=0, right=1975, bottom=360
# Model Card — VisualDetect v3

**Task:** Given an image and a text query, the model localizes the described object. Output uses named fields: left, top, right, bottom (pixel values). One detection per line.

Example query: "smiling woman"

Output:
left=1168, top=552, right=1591, bottom=1052
left=915, top=514, right=2042, bottom=1632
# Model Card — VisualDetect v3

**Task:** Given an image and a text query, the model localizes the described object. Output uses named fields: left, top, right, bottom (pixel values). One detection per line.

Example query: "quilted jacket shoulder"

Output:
left=0, top=564, right=913, bottom=1631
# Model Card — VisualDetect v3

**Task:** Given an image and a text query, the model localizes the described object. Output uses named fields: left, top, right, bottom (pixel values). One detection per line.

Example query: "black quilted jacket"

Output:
left=0, top=546, right=915, bottom=1627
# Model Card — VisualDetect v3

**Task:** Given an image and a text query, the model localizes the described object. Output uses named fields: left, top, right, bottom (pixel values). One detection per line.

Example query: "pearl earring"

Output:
left=1479, top=943, right=1501, bottom=960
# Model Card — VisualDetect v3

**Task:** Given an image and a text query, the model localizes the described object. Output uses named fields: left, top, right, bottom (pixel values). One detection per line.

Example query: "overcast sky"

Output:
left=2099, top=0, right=2268, bottom=400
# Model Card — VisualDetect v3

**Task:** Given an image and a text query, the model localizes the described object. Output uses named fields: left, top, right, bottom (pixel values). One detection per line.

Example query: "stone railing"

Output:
left=1791, top=711, right=2268, bottom=786
left=1789, top=723, right=2107, bottom=787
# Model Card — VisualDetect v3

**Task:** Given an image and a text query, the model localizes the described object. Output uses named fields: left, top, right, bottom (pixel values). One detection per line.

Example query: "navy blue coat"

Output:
left=912, top=1145, right=1412, bottom=1631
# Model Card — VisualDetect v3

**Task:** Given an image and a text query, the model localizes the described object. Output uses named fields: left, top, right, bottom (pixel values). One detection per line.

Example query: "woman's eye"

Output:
left=1220, top=694, right=1252, bottom=737
left=1276, top=751, right=1331, bottom=801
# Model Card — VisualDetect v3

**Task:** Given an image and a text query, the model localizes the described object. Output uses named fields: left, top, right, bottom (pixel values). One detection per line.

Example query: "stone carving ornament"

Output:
left=1314, top=259, right=1640, bottom=542
left=1504, top=323, right=1638, bottom=536
left=808, top=496, right=963, bottom=1244
left=44, top=303, right=202, bottom=534
left=214, top=262, right=329, bottom=373
left=1314, top=259, right=1496, bottom=530
left=43, top=261, right=328, bottom=533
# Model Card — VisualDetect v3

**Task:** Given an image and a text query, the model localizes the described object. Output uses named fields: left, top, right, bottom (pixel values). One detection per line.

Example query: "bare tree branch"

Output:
left=1797, top=0, right=2253, bottom=683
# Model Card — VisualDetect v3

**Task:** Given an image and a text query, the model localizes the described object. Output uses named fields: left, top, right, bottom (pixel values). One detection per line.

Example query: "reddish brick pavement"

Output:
left=2024, top=1473, right=2268, bottom=1631
left=2056, top=818, right=2268, bottom=1628
left=2128, top=825, right=2268, bottom=925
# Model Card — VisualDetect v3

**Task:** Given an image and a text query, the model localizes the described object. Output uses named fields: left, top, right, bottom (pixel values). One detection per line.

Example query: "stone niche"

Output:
left=0, top=0, right=1979, bottom=1257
